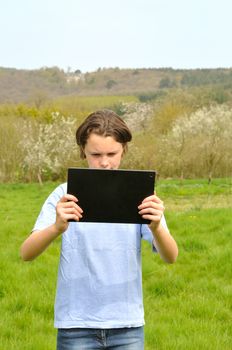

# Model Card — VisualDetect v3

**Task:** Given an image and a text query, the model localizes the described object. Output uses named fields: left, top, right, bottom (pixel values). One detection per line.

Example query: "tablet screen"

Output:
left=67, top=168, right=156, bottom=224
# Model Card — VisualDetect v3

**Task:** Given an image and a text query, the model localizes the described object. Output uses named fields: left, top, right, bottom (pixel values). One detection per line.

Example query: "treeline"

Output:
left=0, top=88, right=232, bottom=183
left=1, top=66, right=232, bottom=103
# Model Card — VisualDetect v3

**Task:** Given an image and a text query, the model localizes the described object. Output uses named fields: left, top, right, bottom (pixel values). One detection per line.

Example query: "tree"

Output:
left=159, top=104, right=232, bottom=180
left=159, top=77, right=176, bottom=89
left=106, top=80, right=117, bottom=89
left=30, top=90, right=48, bottom=109
left=20, top=112, right=81, bottom=183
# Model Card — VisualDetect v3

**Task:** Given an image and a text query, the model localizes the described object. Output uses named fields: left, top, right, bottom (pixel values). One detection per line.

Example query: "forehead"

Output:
left=85, top=133, right=123, bottom=151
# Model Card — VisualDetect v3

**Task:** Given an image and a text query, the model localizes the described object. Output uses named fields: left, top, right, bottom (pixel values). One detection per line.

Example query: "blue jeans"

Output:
left=57, top=327, right=144, bottom=350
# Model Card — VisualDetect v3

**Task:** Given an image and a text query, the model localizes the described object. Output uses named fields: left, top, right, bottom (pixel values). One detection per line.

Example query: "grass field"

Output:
left=0, top=178, right=231, bottom=349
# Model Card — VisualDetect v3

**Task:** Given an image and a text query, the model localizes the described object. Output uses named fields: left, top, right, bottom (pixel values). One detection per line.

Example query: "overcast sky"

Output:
left=0, top=0, right=232, bottom=72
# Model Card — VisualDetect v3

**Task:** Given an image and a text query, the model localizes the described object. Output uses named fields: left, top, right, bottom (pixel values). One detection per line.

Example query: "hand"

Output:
left=55, top=194, right=83, bottom=233
left=138, top=193, right=165, bottom=229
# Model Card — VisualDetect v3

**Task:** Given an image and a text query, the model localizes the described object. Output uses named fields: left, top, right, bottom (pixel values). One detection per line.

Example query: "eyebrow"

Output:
left=90, top=150, right=119, bottom=155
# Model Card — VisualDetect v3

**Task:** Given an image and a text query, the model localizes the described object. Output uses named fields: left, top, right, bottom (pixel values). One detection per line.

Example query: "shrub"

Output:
left=19, top=112, right=83, bottom=183
left=158, top=104, right=232, bottom=180
left=0, top=116, right=24, bottom=182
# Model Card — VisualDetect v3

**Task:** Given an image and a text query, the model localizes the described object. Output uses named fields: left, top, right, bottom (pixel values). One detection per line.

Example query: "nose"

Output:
left=99, top=156, right=110, bottom=169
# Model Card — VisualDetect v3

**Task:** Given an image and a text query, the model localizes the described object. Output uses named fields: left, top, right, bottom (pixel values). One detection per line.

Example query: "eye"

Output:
left=91, top=153, right=101, bottom=157
left=108, top=152, right=117, bottom=157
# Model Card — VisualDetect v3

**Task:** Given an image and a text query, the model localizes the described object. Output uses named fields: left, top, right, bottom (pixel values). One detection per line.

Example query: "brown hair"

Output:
left=76, top=109, right=132, bottom=159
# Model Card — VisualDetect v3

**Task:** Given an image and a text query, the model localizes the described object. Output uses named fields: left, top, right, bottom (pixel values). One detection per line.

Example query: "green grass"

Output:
left=0, top=179, right=231, bottom=349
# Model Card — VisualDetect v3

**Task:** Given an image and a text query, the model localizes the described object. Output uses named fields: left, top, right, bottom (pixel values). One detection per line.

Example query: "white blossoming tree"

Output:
left=159, top=104, right=232, bottom=181
left=20, top=112, right=82, bottom=183
left=117, top=102, right=153, bottom=131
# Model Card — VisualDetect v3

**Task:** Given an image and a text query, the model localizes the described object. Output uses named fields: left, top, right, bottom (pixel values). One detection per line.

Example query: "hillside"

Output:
left=0, top=66, right=232, bottom=103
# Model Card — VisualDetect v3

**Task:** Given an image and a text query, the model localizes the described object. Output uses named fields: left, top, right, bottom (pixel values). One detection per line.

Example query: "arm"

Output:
left=138, top=194, right=178, bottom=264
left=20, top=194, right=83, bottom=261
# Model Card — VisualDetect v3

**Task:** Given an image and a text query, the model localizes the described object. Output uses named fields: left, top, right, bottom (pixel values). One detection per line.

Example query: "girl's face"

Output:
left=83, top=133, right=124, bottom=170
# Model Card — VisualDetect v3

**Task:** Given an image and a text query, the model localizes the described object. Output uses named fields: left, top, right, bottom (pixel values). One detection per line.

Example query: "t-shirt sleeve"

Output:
left=141, top=215, right=169, bottom=253
left=32, top=183, right=67, bottom=232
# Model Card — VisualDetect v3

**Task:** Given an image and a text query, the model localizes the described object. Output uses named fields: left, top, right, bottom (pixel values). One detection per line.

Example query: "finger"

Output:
left=63, top=207, right=83, bottom=218
left=59, top=194, right=78, bottom=203
left=141, top=194, right=163, bottom=204
left=141, top=214, right=161, bottom=222
left=139, top=209, right=163, bottom=222
left=138, top=201, right=154, bottom=209
left=58, top=208, right=83, bottom=222
left=139, top=207, right=163, bottom=216
left=142, top=194, right=156, bottom=203
left=59, top=201, right=83, bottom=212
left=138, top=201, right=164, bottom=211
left=62, top=213, right=82, bottom=222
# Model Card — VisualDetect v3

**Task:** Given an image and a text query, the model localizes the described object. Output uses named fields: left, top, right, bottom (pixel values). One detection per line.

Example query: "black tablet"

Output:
left=67, top=168, right=156, bottom=224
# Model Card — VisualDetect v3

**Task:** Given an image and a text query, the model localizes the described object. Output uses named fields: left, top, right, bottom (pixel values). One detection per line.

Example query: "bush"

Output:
left=0, top=116, right=24, bottom=182
left=157, top=104, right=232, bottom=180
left=0, top=101, right=231, bottom=182
left=19, top=112, right=84, bottom=183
